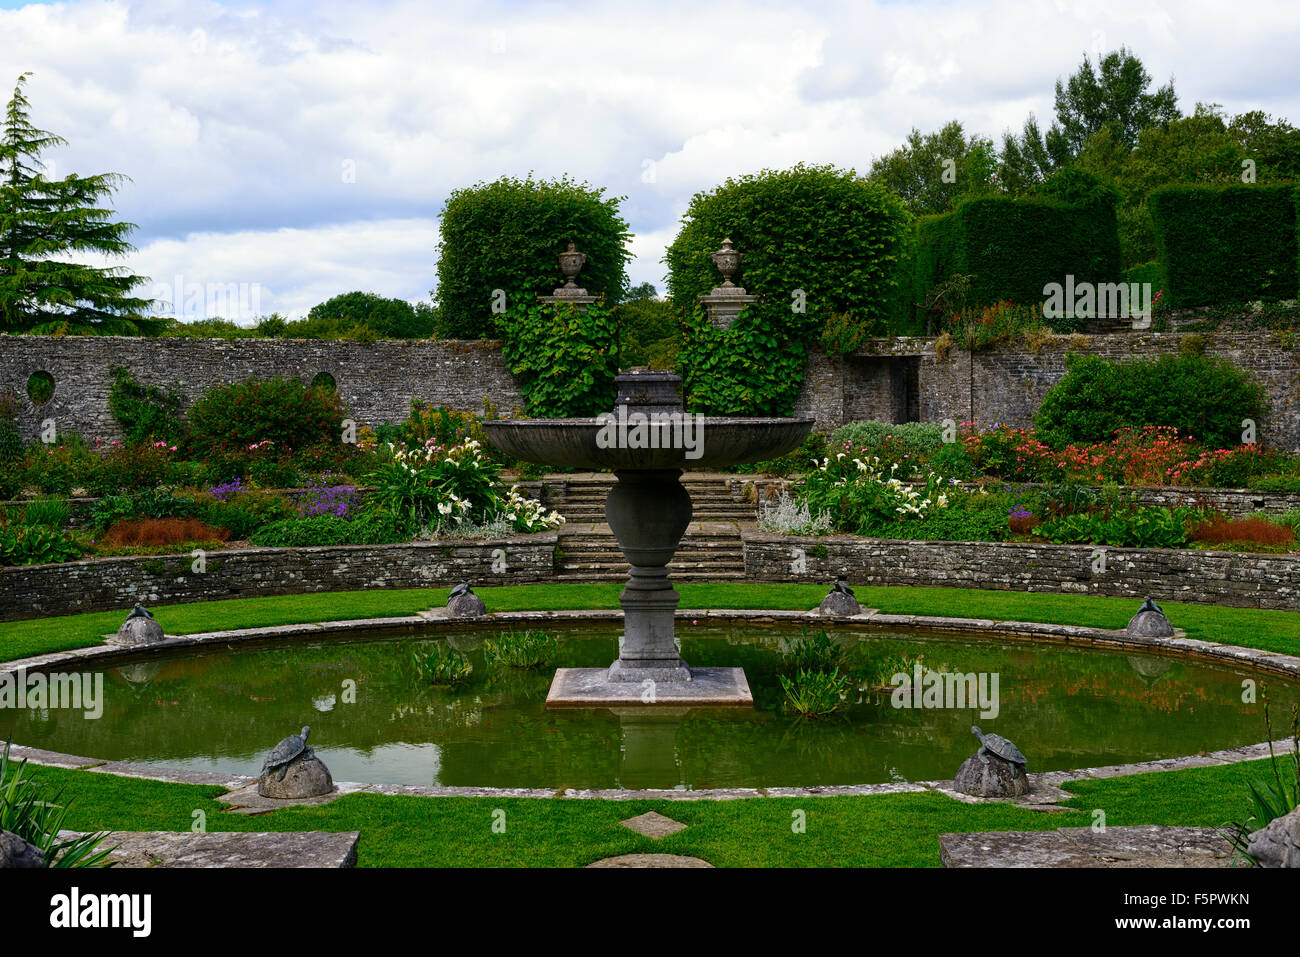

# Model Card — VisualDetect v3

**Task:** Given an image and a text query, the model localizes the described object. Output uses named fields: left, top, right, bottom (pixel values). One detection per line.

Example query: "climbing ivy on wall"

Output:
left=496, top=299, right=619, bottom=417
left=665, top=164, right=911, bottom=415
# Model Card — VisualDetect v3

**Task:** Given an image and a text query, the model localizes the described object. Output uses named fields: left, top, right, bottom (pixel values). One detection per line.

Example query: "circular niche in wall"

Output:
left=26, top=371, right=55, bottom=405
left=310, top=372, right=337, bottom=393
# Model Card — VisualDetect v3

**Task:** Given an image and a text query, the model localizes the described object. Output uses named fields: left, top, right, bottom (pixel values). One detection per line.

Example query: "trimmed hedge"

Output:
left=914, top=194, right=1122, bottom=308
left=665, top=164, right=911, bottom=415
left=435, top=175, right=631, bottom=339
left=1148, top=183, right=1299, bottom=307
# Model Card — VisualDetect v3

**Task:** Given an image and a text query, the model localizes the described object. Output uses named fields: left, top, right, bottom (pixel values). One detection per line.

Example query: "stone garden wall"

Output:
left=0, top=536, right=555, bottom=621
left=0, top=336, right=523, bottom=442
left=795, top=331, right=1300, bottom=451
left=3, top=329, right=1297, bottom=448
left=743, top=532, right=1300, bottom=610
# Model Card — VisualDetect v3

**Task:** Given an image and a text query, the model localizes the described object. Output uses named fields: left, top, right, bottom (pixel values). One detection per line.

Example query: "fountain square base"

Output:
left=546, top=667, right=753, bottom=709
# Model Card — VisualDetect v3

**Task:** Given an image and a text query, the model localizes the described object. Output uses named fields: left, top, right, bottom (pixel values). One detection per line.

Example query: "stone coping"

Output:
left=4, top=607, right=1299, bottom=802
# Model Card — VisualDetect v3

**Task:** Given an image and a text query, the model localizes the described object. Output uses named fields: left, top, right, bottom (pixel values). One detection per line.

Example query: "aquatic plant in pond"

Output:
left=412, top=646, right=473, bottom=687
left=483, top=630, right=560, bottom=669
left=779, top=667, right=851, bottom=717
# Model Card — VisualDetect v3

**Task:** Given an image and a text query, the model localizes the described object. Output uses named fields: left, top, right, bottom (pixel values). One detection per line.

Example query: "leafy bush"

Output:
left=435, top=174, right=631, bottom=339
left=0, top=386, right=23, bottom=463
left=779, top=668, right=851, bottom=717
left=90, top=487, right=201, bottom=531
left=23, top=440, right=95, bottom=496
left=1035, top=353, right=1266, bottom=449
left=483, top=630, right=559, bottom=669
left=1148, top=183, right=1298, bottom=307
left=615, top=294, right=681, bottom=368
left=186, top=377, right=345, bottom=455
left=202, top=488, right=295, bottom=539
left=106, top=366, right=185, bottom=445
left=250, top=513, right=403, bottom=547
left=0, top=522, right=84, bottom=565
left=366, top=439, right=502, bottom=533
left=20, top=497, right=69, bottom=528
left=781, top=631, right=846, bottom=673
left=801, top=453, right=953, bottom=534
left=830, top=421, right=946, bottom=462
left=1037, top=505, right=1194, bottom=548
left=667, top=164, right=911, bottom=415
left=758, top=491, right=832, bottom=536
left=86, top=439, right=180, bottom=496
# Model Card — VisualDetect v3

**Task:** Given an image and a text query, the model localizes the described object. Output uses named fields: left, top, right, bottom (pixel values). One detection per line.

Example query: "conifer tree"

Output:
left=0, top=73, right=155, bottom=334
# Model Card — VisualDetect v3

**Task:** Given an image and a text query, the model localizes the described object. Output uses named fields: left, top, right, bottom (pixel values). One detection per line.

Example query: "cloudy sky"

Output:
left=2, top=0, right=1298, bottom=319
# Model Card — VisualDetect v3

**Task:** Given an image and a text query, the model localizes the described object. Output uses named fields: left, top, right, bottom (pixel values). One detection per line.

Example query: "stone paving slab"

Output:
left=939, top=826, right=1238, bottom=868
left=621, top=811, right=688, bottom=839
left=59, top=829, right=360, bottom=868
left=588, top=853, right=713, bottom=868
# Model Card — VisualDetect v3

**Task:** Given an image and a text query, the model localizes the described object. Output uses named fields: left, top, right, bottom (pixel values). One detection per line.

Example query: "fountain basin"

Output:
left=483, top=417, right=813, bottom=471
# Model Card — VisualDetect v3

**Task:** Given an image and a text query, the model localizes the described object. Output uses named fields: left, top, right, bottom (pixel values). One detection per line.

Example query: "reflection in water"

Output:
left=4, top=625, right=1297, bottom=790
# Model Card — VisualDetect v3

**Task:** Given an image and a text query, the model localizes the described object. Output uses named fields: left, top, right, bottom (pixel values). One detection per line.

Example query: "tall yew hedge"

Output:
left=913, top=188, right=1122, bottom=308
left=1148, top=183, right=1299, bottom=307
left=665, top=164, right=911, bottom=415
left=435, top=175, right=632, bottom=339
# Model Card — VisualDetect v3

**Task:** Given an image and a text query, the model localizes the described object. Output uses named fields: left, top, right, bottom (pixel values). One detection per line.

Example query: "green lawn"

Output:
left=22, top=757, right=1269, bottom=867
left=5, top=581, right=1300, bottom=663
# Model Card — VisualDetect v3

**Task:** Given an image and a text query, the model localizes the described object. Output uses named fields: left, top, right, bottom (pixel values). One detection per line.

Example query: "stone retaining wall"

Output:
left=743, top=532, right=1300, bottom=610
left=0, top=536, right=556, bottom=621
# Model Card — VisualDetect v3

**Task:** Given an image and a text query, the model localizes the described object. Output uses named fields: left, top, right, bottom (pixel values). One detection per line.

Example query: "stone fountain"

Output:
left=484, top=369, right=811, bottom=707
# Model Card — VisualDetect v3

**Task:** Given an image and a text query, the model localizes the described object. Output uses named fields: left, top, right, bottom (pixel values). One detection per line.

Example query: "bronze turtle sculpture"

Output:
left=262, top=726, right=313, bottom=782
left=971, top=725, right=1027, bottom=778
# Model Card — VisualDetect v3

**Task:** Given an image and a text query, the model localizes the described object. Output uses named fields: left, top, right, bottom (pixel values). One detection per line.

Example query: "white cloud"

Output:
left=1, top=0, right=1297, bottom=317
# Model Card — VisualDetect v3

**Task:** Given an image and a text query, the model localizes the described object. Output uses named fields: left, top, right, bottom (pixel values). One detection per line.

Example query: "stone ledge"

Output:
left=58, top=829, right=360, bottom=868
left=939, top=825, right=1237, bottom=868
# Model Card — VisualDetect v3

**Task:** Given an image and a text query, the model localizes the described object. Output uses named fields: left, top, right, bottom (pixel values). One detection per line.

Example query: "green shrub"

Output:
left=1148, top=183, right=1299, bottom=307
left=202, top=489, right=295, bottom=539
left=1037, top=506, right=1194, bottom=548
left=914, top=183, right=1122, bottom=309
left=829, top=421, right=946, bottom=460
left=0, top=523, right=83, bottom=565
left=187, top=376, right=345, bottom=455
left=90, top=487, right=200, bottom=531
left=1035, top=352, right=1266, bottom=449
left=23, top=440, right=95, bottom=496
left=21, top=497, right=69, bottom=528
left=1122, top=261, right=1162, bottom=294
left=0, top=386, right=23, bottom=463
left=781, top=631, right=846, bottom=673
left=106, top=366, right=185, bottom=445
left=666, top=164, right=911, bottom=415
left=435, top=174, right=631, bottom=339
left=615, top=294, right=680, bottom=368
left=0, top=744, right=113, bottom=867
left=250, top=514, right=402, bottom=547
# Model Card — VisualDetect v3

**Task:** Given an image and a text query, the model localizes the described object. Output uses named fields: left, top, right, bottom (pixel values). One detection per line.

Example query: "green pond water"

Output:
left=4, top=624, right=1296, bottom=790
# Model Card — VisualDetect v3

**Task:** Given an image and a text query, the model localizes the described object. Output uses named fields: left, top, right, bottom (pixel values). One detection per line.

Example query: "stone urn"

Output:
left=557, top=241, right=587, bottom=292
left=710, top=238, right=742, bottom=290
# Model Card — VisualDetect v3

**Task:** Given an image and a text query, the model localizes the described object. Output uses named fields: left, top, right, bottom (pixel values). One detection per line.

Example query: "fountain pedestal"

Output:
left=547, top=465, right=754, bottom=707
left=483, top=368, right=810, bottom=709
